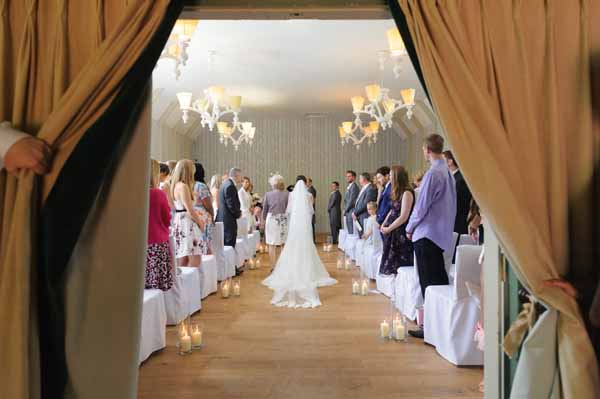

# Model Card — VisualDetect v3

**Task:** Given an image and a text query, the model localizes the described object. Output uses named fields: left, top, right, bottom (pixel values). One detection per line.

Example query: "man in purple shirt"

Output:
left=406, top=133, right=457, bottom=338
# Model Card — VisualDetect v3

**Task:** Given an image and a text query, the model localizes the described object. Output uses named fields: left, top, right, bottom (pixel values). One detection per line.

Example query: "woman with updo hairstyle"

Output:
left=262, top=174, right=290, bottom=265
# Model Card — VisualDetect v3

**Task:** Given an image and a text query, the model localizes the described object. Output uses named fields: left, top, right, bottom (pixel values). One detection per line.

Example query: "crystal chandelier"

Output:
left=339, top=86, right=415, bottom=150
left=158, top=20, right=198, bottom=80
left=216, top=120, right=256, bottom=151
left=176, top=86, right=242, bottom=131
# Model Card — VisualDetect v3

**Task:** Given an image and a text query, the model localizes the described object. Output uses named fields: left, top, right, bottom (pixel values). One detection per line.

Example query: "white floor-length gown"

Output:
left=262, top=180, right=337, bottom=308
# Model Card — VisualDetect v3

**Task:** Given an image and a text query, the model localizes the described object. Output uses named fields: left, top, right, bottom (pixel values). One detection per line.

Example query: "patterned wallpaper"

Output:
left=188, top=115, right=429, bottom=233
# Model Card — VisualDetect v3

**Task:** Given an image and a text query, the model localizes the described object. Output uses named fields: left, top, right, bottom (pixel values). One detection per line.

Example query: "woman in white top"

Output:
left=238, top=176, right=254, bottom=233
left=170, top=160, right=206, bottom=267
left=209, top=174, right=221, bottom=214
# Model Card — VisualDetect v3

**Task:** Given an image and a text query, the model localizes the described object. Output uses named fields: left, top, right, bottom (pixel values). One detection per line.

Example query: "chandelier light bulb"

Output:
left=365, top=84, right=381, bottom=102
left=351, top=96, right=365, bottom=113
left=229, top=96, right=242, bottom=112
left=386, top=28, right=406, bottom=57
left=338, top=126, right=346, bottom=139
left=400, top=88, right=416, bottom=105
left=382, top=98, right=395, bottom=114
left=369, top=121, right=380, bottom=133
left=342, top=121, right=354, bottom=134
left=208, top=86, right=225, bottom=102
left=217, top=121, right=228, bottom=134
left=176, top=92, right=192, bottom=109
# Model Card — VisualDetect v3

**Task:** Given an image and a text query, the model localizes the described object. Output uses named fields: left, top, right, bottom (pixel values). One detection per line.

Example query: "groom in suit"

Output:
left=375, top=166, right=391, bottom=236
left=216, top=167, right=243, bottom=248
left=443, top=150, right=472, bottom=235
left=343, top=170, right=359, bottom=235
left=352, top=172, right=378, bottom=237
left=327, top=181, right=342, bottom=244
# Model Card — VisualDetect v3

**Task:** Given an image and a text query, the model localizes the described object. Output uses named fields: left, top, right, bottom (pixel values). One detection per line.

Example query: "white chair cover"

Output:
left=444, top=232, right=460, bottom=283
left=344, top=233, right=359, bottom=260
left=212, top=222, right=233, bottom=281
left=458, top=233, right=478, bottom=246
left=424, top=245, right=483, bottom=365
left=164, top=267, right=202, bottom=325
left=375, top=271, right=395, bottom=297
left=248, top=230, right=260, bottom=256
left=139, top=289, right=166, bottom=364
left=224, top=246, right=239, bottom=271
left=199, top=255, right=219, bottom=298
left=394, top=266, right=420, bottom=320
left=355, top=239, right=367, bottom=268
left=235, top=218, right=252, bottom=263
left=338, top=228, right=347, bottom=251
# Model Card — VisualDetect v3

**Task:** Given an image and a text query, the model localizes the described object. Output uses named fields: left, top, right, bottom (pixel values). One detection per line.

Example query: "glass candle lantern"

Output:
left=233, top=280, right=241, bottom=296
left=336, top=258, right=344, bottom=270
left=344, top=257, right=352, bottom=270
left=221, top=279, right=231, bottom=299
left=379, top=319, right=391, bottom=340
left=392, top=314, right=407, bottom=342
left=360, top=279, right=369, bottom=296
left=191, top=322, right=203, bottom=349
left=178, top=316, right=192, bottom=355
left=352, top=279, right=360, bottom=295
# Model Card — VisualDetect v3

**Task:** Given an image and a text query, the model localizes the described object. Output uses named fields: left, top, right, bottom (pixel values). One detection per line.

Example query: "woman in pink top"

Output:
left=146, top=159, right=173, bottom=291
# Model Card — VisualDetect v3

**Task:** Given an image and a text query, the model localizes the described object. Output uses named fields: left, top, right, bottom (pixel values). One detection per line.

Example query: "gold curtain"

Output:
left=0, top=1, right=174, bottom=397
left=397, top=0, right=600, bottom=397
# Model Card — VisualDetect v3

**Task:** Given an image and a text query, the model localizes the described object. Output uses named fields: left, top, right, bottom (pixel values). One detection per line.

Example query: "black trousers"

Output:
left=224, top=225, right=237, bottom=248
left=329, top=221, right=340, bottom=244
left=414, top=238, right=449, bottom=300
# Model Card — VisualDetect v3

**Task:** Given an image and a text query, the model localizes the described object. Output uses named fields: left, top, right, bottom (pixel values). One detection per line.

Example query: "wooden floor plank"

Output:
left=138, top=245, right=483, bottom=399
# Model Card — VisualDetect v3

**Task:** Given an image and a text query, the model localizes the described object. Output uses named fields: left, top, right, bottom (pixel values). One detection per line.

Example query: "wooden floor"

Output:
left=138, top=246, right=483, bottom=399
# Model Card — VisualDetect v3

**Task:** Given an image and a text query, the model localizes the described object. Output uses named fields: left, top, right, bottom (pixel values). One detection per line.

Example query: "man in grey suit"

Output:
left=216, top=167, right=242, bottom=248
left=343, top=170, right=359, bottom=235
left=327, top=181, right=342, bottom=244
left=352, top=172, right=378, bottom=238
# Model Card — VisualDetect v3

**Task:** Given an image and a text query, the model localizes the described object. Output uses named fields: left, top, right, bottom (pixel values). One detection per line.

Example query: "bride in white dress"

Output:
left=262, top=179, right=337, bottom=308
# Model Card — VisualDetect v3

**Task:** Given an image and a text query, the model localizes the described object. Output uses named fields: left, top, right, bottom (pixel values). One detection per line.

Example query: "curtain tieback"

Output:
left=503, top=296, right=538, bottom=358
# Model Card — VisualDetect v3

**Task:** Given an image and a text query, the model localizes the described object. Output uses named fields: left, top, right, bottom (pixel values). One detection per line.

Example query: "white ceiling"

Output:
left=153, top=19, right=426, bottom=119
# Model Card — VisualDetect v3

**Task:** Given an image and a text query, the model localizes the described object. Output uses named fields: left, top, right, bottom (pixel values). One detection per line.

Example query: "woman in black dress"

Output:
left=379, top=165, right=415, bottom=275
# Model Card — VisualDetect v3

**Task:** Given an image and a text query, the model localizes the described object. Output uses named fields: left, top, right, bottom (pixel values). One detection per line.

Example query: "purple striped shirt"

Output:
left=406, top=158, right=457, bottom=253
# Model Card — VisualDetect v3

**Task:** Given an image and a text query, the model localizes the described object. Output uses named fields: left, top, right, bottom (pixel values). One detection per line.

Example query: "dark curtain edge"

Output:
left=386, top=0, right=430, bottom=102
left=37, top=1, right=184, bottom=397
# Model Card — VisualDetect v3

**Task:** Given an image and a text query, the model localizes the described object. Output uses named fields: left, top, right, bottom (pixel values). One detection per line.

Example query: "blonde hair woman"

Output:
left=145, top=159, right=173, bottom=290
left=209, top=174, right=222, bottom=213
left=170, top=159, right=206, bottom=267
left=262, top=174, right=289, bottom=266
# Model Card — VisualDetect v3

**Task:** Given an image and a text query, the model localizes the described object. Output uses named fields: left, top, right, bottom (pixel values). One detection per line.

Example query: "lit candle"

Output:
left=361, top=280, right=369, bottom=296
left=191, top=326, right=203, bottom=347
left=233, top=281, right=241, bottom=296
left=345, top=259, right=351, bottom=270
left=395, top=323, right=406, bottom=341
left=337, top=260, right=343, bottom=269
left=323, top=244, right=328, bottom=251
left=180, top=326, right=192, bottom=353
left=352, top=280, right=360, bottom=295
left=380, top=320, right=390, bottom=339
left=256, top=259, right=261, bottom=268
left=222, top=281, right=230, bottom=298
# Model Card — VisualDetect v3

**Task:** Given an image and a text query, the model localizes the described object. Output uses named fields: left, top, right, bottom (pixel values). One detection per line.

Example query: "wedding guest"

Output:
left=412, top=170, right=425, bottom=200
left=146, top=159, right=173, bottom=291
left=193, top=162, right=214, bottom=254
left=443, top=150, right=472, bottom=235
left=209, top=174, right=222, bottom=212
left=159, top=163, right=170, bottom=189
left=0, top=121, right=52, bottom=175
left=307, top=177, right=317, bottom=242
left=379, top=165, right=415, bottom=275
left=327, top=181, right=342, bottom=244
left=239, top=176, right=254, bottom=233
left=262, top=174, right=289, bottom=265
left=216, top=167, right=242, bottom=250
left=253, top=203, right=263, bottom=232
left=467, top=198, right=484, bottom=244
left=406, top=134, right=457, bottom=338
left=375, top=166, right=391, bottom=231
left=171, top=160, right=206, bottom=267
left=343, top=170, right=360, bottom=235
left=352, top=172, right=378, bottom=237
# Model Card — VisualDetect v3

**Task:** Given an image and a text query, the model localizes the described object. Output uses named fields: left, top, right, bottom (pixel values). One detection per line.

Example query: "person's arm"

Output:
left=406, top=173, right=437, bottom=235
left=202, top=197, right=214, bottom=221
left=176, top=183, right=205, bottom=230
left=225, top=184, right=242, bottom=218
left=1, top=122, right=52, bottom=175
left=381, top=191, right=414, bottom=234
left=261, top=194, right=270, bottom=225
left=159, top=190, right=172, bottom=227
